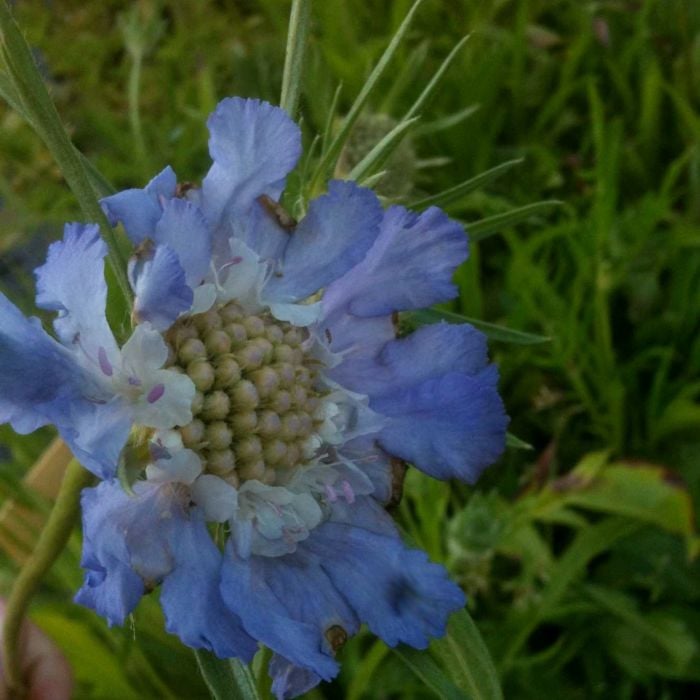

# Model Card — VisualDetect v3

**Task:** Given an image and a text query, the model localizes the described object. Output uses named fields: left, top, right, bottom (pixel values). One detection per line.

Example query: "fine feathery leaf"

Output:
left=0, top=1, right=132, bottom=313
left=410, top=158, right=525, bottom=210
left=468, top=200, right=563, bottom=242
left=405, top=308, right=551, bottom=345
left=311, top=0, right=425, bottom=189
left=194, top=650, right=262, bottom=700
left=280, top=0, right=311, bottom=118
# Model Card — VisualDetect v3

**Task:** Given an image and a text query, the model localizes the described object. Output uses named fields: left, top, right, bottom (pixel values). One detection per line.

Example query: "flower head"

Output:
left=0, top=97, right=508, bottom=698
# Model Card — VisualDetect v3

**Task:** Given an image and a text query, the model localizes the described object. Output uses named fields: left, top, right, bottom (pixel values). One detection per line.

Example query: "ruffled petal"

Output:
left=264, top=181, right=383, bottom=302
left=100, top=166, right=177, bottom=243
left=160, top=516, right=258, bottom=660
left=323, top=205, right=467, bottom=317
left=220, top=542, right=358, bottom=681
left=269, top=655, right=321, bottom=700
left=373, top=369, right=508, bottom=482
left=129, top=244, right=193, bottom=331
left=202, top=98, right=301, bottom=231
left=34, top=222, right=118, bottom=364
left=153, top=198, right=211, bottom=286
left=330, top=321, right=488, bottom=396
left=304, top=518, right=465, bottom=649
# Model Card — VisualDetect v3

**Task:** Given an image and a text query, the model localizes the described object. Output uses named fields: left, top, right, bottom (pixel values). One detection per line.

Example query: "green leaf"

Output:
left=393, top=646, right=465, bottom=700
left=506, top=432, right=533, bottom=450
left=194, top=650, right=261, bottom=700
left=467, top=200, right=562, bottom=242
left=311, top=0, right=425, bottom=189
left=410, top=158, right=524, bottom=210
left=431, top=609, right=503, bottom=700
left=280, top=0, right=311, bottom=118
left=404, top=308, right=550, bottom=345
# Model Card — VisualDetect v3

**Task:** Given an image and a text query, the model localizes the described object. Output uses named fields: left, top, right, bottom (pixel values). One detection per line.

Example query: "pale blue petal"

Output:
left=35, top=222, right=118, bottom=362
left=323, top=205, right=467, bottom=317
left=305, top=520, right=465, bottom=649
left=202, top=98, right=301, bottom=231
left=128, top=244, right=193, bottom=331
left=329, top=322, right=488, bottom=395
left=265, top=181, right=383, bottom=302
left=153, top=198, right=211, bottom=285
left=221, top=543, right=358, bottom=681
left=232, top=197, right=290, bottom=261
left=269, top=655, right=321, bottom=700
left=374, top=369, right=508, bottom=482
left=160, top=517, right=258, bottom=660
left=100, top=166, right=177, bottom=243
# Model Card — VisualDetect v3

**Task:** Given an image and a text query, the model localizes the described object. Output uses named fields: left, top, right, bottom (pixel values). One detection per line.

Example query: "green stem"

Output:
left=1, top=461, right=93, bottom=697
left=280, top=0, right=311, bottom=118
left=0, top=1, right=132, bottom=310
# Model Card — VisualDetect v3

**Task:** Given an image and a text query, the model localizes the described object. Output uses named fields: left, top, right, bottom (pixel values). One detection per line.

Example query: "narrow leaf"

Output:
left=506, top=432, right=534, bottom=450
left=414, top=104, right=480, bottom=136
left=312, top=0, right=425, bottom=187
left=194, top=650, right=261, bottom=700
left=280, top=0, right=311, bottom=118
left=468, top=200, right=562, bottom=242
left=410, top=158, right=524, bottom=210
left=393, top=646, right=465, bottom=700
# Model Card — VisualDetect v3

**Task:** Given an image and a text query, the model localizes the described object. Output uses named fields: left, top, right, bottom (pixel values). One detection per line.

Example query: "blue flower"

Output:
left=0, top=97, right=508, bottom=698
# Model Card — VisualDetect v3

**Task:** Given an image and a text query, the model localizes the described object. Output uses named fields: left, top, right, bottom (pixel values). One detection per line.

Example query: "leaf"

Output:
left=404, top=308, right=550, bottom=345
left=431, top=609, right=503, bottom=700
left=393, top=646, right=465, bottom=700
left=410, top=158, right=524, bottom=210
left=194, top=650, right=261, bottom=700
left=467, top=200, right=562, bottom=242
left=280, top=0, right=311, bottom=118
left=506, top=432, right=533, bottom=451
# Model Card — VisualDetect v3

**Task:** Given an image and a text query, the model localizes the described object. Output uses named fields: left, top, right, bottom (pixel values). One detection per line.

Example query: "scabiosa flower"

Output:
left=0, top=97, right=508, bottom=698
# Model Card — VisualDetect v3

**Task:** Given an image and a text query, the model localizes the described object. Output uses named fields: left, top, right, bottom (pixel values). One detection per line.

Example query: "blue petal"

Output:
left=220, top=542, right=358, bottom=681
left=265, top=181, right=383, bottom=302
left=329, top=322, right=488, bottom=395
left=35, top=222, right=118, bottom=362
left=75, top=480, right=187, bottom=625
left=153, top=198, right=211, bottom=286
left=100, top=166, right=177, bottom=243
left=323, top=205, right=467, bottom=317
left=373, top=369, right=508, bottom=482
left=269, top=655, right=321, bottom=700
left=231, top=197, right=290, bottom=261
left=128, top=244, right=193, bottom=331
left=305, top=520, right=465, bottom=649
left=202, top=98, right=301, bottom=232
left=160, top=516, right=258, bottom=661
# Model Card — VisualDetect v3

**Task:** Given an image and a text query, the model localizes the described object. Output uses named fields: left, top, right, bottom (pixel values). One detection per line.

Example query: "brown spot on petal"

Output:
left=175, top=181, right=197, bottom=198
left=257, top=194, right=297, bottom=230
left=387, top=457, right=407, bottom=510
left=325, top=625, right=348, bottom=653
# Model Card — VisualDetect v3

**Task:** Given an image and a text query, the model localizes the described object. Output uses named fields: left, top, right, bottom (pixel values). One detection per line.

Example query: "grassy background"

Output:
left=1, top=0, right=699, bottom=697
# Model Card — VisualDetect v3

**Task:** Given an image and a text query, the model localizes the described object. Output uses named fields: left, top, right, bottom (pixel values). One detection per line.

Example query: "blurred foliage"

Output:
left=1, top=0, right=699, bottom=698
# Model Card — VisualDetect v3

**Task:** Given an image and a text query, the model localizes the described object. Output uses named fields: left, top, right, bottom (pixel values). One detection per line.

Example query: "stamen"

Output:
left=97, top=347, right=113, bottom=376
left=341, top=480, right=355, bottom=504
left=324, top=484, right=338, bottom=503
left=147, top=384, right=165, bottom=404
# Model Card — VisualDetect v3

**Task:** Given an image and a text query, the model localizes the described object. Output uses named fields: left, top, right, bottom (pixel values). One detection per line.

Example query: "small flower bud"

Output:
left=280, top=413, right=302, bottom=440
left=235, top=435, right=262, bottom=462
left=291, top=385, right=308, bottom=407
left=206, top=449, right=236, bottom=475
left=223, top=471, right=240, bottom=488
left=220, top=301, right=244, bottom=323
left=215, top=356, right=241, bottom=388
left=236, top=343, right=266, bottom=371
left=257, top=410, right=281, bottom=437
left=191, top=391, right=205, bottom=414
left=270, top=389, right=292, bottom=414
left=284, top=328, right=304, bottom=347
left=202, top=390, right=230, bottom=420
left=273, top=344, right=295, bottom=363
left=195, top=308, right=223, bottom=332
left=243, top=315, right=266, bottom=337
left=179, top=338, right=206, bottom=364
left=224, top=323, right=247, bottom=347
left=205, top=330, right=232, bottom=355
left=206, top=421, right=233, bottom=450
left=265, top=325, right=285, bottom=343
left=275, top=362, right=295, bottom=387
left=230, top=380, right=259, bottom=410
left=280, top=442, right=301, bottom=469
left=230, top=410, right=257, bottom=434
left=169, top=324, right=198, bottom=346
left=180, top=419, right=205, bottom=447
left=238, top=458, right=265, bottom=481
left=250, top=367, right=280, bottom=398
left=261, top=467, right=277, bottom=485
left=263, top=439, right=287, bottom=465
left=187, top=359, right=215, bottom=392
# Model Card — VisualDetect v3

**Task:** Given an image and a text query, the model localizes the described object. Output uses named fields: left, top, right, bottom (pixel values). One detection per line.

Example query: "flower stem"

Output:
left=280, top=0, right=311, bottom=118
left=1, top=460, right=93, bottom=697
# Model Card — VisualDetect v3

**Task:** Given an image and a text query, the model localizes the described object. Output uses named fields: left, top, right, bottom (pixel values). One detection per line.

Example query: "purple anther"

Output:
left=97, top=347, right=113, bottom=376
left=324, top=484, right=338, bottom=503
left=128, top=376, right=143, bottom=386
left=149, top=440, right=171, bottom=461
left=147, top=383, right=165, bottom=403
left=341, top=480, right=355, bottom=504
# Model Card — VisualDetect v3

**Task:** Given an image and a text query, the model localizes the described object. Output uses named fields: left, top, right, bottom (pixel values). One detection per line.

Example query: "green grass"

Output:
left=1, top=0, right=699, bottom=698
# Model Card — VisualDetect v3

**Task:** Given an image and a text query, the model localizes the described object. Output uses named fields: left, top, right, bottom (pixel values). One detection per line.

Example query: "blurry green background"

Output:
left=1, top=0, right=699, bottom=698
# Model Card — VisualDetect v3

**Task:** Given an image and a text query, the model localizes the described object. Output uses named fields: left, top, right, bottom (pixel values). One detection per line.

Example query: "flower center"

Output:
left=164, top=301, right=323, bottom=488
